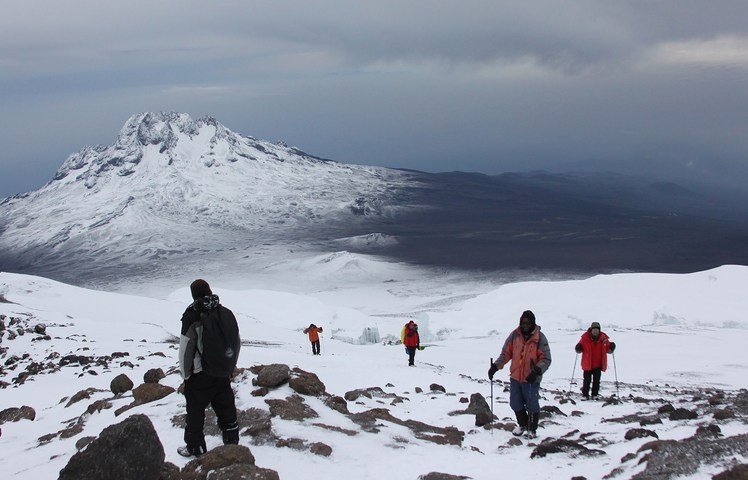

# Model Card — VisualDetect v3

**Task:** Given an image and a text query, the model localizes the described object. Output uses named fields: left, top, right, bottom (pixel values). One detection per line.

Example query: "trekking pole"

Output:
left=319, top=334, right=323, bottom=355
left=612, top=351, right=620, bottom=398
left=569, top=352, right=579, bottom=393
left=489, top=357, right=494, bottom=435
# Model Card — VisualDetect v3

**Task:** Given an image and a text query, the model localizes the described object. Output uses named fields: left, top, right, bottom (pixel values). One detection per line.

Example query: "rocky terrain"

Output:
left=2, top=309, right=747, bottom=480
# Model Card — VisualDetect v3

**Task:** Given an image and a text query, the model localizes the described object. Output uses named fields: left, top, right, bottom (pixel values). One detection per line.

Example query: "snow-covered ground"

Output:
left=1, top=259, right=747, bottom=479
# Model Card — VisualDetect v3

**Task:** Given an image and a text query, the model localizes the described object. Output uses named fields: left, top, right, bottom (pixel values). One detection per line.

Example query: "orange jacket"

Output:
left=304, top=326, right=322, bottom=342
left=495, top=327, right=551, bottom=383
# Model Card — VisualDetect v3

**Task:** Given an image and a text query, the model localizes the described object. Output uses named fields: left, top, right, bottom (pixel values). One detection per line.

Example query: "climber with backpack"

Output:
left=178, top=279, right=241, bottom=457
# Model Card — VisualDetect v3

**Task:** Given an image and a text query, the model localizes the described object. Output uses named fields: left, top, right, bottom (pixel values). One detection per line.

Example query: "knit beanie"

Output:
left=190, top=279, right=212, bottom=300
left=520, top=310, right=536, bottom=327
left=590, top=321, right=601, bottom=330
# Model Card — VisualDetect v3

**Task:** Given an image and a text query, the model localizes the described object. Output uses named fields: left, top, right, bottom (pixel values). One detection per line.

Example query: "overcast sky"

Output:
left=1, top=1, right=747, bottom=198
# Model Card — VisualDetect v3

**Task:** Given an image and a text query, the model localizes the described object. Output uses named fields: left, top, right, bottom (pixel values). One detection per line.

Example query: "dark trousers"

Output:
left=184, top=372, right=238, bottom=447
left=311, top=340, right=320, bottom=355
left=406, top=346, right=417, bottom=366
left=582, top=368, right=603, bottom=398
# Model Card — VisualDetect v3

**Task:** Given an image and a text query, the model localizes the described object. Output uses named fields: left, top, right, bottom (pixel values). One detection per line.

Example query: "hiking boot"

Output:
left=177, top=444, right=206, bottom=457
left=511, top=425, right=526, bottom=436
left=526, top=430, right=537, bottom=439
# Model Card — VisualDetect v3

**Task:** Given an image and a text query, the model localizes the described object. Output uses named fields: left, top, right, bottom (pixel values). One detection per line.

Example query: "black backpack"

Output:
left=198, top=306, right=240, bottom=377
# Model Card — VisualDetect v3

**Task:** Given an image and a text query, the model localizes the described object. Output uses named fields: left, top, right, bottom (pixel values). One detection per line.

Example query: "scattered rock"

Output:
left=265, top=394, right=319, bottom=421
left=713, top=463, right=748, bottom=480
left=180, top=444, right=279, bottom=480
left=110, top=373, right=134, bottom=395
left=624, top=428, right=658, bottom=441
left=58, top=414, right=165, bottom=480
left=132, top=382, right=175, bottom=404
left=309, top=442, right=333, bottom=456
left=430, top=383, right=446, bottom=393
left=0, top=405, right=36, bottom=424
left=254, top=364, right=290, bottom=388
left=418, top=473, right=472, bottom=480
left=288, top=368, right=326, bottom=396
left=143, top=368, right=165, bottom=384
left=669, top=408, right=698, bottom=421
left=530, top=439, right=606, bottom=459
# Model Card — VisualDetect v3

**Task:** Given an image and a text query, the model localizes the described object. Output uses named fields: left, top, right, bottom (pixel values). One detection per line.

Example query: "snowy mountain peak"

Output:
left=0, top=112, right=419, bottom=283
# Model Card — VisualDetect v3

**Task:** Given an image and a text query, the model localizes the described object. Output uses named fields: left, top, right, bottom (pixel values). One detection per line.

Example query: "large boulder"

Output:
left=58, top=414, right=165, bottom=480
left=254, top=364, right=290, bottom=388
left=180, top=444, right=279, bottom=480
left=110, top=374, right=134, bottom=395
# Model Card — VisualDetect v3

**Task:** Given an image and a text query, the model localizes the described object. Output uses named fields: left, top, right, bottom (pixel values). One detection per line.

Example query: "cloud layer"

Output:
left=2, top=1, right=747, bottom=197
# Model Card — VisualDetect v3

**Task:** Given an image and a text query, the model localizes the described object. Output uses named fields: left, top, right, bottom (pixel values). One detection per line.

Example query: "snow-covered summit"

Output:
left=0, top=112, right=421, bottom=284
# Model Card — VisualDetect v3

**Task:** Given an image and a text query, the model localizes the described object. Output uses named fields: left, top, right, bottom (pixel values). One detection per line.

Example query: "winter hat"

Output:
left=590, top=322, right=601, bottom=330
left=190, top=279, right=212, bottom=300
left=520, top=310, right=536, bottom=327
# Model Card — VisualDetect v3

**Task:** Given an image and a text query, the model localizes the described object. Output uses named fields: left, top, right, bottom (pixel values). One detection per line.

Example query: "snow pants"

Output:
left=406, top=346, right=417, bottom=366
left=509, top=378, right=541, bottom=413
left=311, top=340, right=320, bottom=355
left=184, top=372, right=238, bottom=447
left=582, top=368, right=603, bottom=398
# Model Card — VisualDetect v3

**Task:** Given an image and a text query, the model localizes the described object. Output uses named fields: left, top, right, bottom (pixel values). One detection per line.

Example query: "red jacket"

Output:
left=578, top=330, right=611, bottom=371
left=403, top=324, right=420, bottom=348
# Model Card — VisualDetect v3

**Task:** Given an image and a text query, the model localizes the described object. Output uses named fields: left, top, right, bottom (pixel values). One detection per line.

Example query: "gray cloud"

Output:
left=2, top=1, right=748, bottom=198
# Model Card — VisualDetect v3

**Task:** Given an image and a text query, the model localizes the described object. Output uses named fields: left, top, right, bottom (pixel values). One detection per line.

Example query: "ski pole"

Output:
left=612, top=351, right=620, bottom=398
left=489, top=357, right=494, bottom=435
left=570, top=352, right=579, bottom=393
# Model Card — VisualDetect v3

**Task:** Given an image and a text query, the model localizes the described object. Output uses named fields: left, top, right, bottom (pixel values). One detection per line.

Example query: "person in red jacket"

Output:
left=402, top=320, right=420, bottom=366
left=575, top=321, right=616, bottom=400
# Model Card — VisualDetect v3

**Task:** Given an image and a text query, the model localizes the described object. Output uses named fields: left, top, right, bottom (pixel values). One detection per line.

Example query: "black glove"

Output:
left=575, top=343, right=583, bottom=353
left=609, top=342, right=616, bottom=352
left=525, top=366, right=542, bottom=383
left=488, top=364, right=498, bottom=380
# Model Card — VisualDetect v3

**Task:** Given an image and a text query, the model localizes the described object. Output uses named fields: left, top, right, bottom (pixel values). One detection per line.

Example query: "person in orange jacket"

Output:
left=402, top=320, right=420, bottom=366
left=303, top=323, right=323, bottom=355
left=575, top=321, right=616, bottom=400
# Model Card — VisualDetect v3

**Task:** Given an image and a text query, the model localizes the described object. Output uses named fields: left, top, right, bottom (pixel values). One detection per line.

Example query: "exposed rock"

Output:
left=58, top=414, right=164, bottom=480
left=265, top=394, right=319, bottom=421
left=541, top=405, right=567, bottom=417
left=309, top=442, right=333, bottom=456
left=132, top=382, right=175, bottom=403
left=624, top=428, right=658, bottom=441
left=75, top=436, right=96, bottom=450
left=159, top=462, right=181, bottom=480
left=430, top=383, right=446, bottom=393
left=34, top=324, right=47, bottom=335
left=418, top=473, right=472, bottom=480
left=143, top=368, right=165, bottom=384
left=530, top=439, right=606, bottom=459
left=349, top=407, right=464, bottom=446
left=658, top=403, right=675, bottom=414
left=323, top=395, right=350, bottom=414
left=448, top=392, right=494, bottom=427
left=629, top=433, right=748, bottom=479
left=713, top=463, right=748, bottom=480
left=254, top=364, right=290, bottom=388
left=251, top=387, right=269, bottom=397
left=0, top=405, right=36, bottom=423
left=714, top=408, right=736, bottom=421
left=110, top=373, right=134, bottom=395
left=66, top=388, right=103, bottom=407
left=669, top=408, right=698, bottom=421
left=288, top=368, right=326, bottom=396
left=180, top=444, right=280, bottom=480
left=86, top=399, right=113, bottom=415
left=344, top=386, right=406, bottom=403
